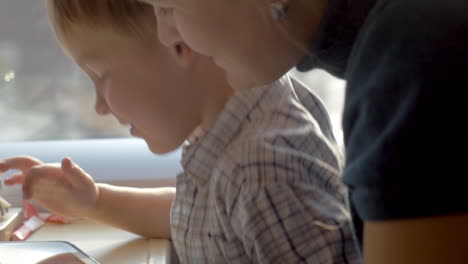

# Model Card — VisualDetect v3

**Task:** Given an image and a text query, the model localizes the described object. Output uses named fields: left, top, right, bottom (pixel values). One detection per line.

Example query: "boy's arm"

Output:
left=87, top=184, right=175, bottom=239
left=363, top=214, right=468, bottom=264
left=1, top=156, right=174, bottom=239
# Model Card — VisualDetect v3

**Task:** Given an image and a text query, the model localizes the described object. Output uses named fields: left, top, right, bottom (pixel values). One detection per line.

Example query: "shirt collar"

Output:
left=181, top=76, right=290, bottom=187
left=296, top=0, right=376, bottom=78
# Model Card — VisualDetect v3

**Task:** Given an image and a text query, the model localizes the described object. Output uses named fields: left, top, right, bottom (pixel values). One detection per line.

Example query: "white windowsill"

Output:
left=28, top=217, right=174, bottom=264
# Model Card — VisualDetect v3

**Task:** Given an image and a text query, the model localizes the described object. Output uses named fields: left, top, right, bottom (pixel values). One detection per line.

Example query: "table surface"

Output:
left=27, top=218, right=172, bottom=264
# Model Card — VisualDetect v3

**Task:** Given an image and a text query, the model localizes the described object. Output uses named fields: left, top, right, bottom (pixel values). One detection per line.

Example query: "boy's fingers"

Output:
left=61, top=157, right=87, bottom=187
left=4, top=173, right=26, bottom=185
left=22, top=168, right=42, bottom=200
left=0, top=156, right=42, bottom=173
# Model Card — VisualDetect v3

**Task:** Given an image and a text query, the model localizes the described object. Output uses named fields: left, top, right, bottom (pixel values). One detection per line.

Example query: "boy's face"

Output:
left=62, top=26, right=211, bottom=154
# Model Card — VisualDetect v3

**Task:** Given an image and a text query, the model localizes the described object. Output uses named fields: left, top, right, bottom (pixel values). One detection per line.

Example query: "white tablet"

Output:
left=0, top=241, right=99, bottom=264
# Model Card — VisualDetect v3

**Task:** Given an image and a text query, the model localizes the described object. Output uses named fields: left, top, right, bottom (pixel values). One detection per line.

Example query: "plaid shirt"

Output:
left=171, top=75, right=359, bottom=263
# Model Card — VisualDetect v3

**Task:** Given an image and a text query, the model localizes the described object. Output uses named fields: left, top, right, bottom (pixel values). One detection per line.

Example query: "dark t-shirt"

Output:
left=298, top=0, right=468, bottom=247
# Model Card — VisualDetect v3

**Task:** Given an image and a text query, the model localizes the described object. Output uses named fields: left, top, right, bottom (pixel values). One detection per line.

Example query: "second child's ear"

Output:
left=173, top=42, right=197, bottom=68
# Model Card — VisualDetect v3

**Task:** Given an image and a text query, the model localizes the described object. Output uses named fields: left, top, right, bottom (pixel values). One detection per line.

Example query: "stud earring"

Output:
left=270, top=0, right=290, bottom=20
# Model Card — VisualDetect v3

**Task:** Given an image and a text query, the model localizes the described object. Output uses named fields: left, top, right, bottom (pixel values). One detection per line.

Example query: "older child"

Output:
left=0, top=0, right=359, bottom=263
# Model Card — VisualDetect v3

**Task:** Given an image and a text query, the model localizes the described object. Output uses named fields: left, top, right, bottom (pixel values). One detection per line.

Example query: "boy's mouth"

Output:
left=117, top=120, right=139, bottom=137
left=129, top=124, right=139, bottom=137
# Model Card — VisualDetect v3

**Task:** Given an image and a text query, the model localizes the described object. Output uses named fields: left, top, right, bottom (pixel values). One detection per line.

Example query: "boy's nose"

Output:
left=95, top=97, right=111, bottom=116
left=156, top=10, right=182, bottom=48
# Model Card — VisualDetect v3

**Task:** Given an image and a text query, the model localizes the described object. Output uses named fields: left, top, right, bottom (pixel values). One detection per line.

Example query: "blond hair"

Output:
left=46, top=0, right=157, bottom=43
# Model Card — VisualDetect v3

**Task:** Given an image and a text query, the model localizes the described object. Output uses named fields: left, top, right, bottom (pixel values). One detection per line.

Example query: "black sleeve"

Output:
left=342, top=0, right=468, bottom=222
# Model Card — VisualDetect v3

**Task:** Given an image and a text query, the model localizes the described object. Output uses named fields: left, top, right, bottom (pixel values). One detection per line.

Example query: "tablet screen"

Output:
left=0, top=241, right=99, bottom=264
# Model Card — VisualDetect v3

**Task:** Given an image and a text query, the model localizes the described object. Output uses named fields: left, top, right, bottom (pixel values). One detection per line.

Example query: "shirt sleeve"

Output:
left=229, top=181, right=358, bottom=263
left=342, top=0, right=468, bottom=221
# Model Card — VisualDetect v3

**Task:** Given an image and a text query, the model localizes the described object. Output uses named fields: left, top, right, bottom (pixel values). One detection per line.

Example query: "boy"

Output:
left=0, top=0, right=358, bottom=262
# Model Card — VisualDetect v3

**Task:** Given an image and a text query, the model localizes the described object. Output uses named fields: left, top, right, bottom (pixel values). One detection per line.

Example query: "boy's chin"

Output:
left=144, top=139, right=181, bottom=155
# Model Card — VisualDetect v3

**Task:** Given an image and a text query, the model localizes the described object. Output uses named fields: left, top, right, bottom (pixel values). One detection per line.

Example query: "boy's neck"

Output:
left=193, top=57, right=234, bottom=133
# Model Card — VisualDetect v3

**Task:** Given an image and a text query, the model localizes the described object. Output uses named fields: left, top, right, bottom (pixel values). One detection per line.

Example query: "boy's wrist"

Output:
left=82, top=183, right=105, bottom=219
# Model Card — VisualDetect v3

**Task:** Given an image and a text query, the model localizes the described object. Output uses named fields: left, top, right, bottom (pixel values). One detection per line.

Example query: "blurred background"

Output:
left=0, top=1, right=345, bottom=144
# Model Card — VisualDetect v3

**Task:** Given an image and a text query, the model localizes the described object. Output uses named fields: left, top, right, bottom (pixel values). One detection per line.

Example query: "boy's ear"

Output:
left=173, top=42, right=197, bottom=68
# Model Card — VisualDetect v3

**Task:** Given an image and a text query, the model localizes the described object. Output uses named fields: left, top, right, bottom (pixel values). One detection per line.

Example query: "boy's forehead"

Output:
left=62, top=27, right=118, bottom=60
left=61, top=24, right=158, bottom=65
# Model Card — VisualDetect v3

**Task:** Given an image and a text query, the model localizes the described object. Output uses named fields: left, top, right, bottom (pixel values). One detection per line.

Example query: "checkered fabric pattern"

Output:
left=171, top=75, right=359, bottom=263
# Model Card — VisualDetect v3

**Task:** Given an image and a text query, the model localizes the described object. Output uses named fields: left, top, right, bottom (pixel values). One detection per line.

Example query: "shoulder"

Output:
left=211, top=119, right=344, bottom=198
left=240, top=76, right=343, bottom=174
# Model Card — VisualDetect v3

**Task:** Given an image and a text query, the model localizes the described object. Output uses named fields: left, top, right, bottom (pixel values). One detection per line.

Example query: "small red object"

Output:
left=22, top=200, right=39, bottom=219
left=45, top=214, right=72, bottom=224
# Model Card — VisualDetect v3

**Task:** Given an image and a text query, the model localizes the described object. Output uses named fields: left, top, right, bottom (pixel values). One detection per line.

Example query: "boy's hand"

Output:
left=0, top=156, right=99, bottom=218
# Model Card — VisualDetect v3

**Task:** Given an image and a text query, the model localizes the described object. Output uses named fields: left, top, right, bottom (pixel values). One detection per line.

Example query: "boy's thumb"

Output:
left=61, top=157, right=84, bottom=187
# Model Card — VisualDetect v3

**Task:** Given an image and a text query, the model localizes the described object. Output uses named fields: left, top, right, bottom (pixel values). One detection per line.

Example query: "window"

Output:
left=0, top=1, right=130, bottom=142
